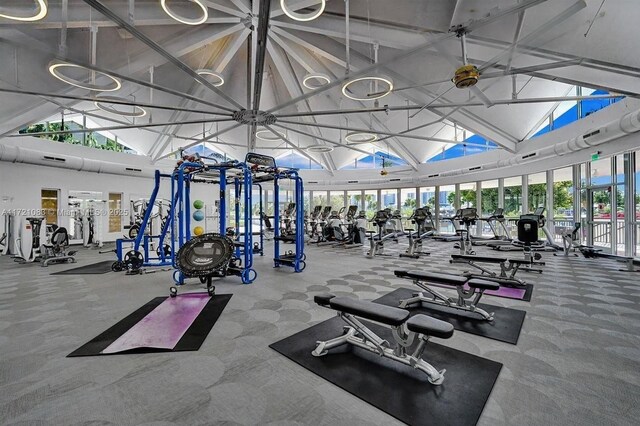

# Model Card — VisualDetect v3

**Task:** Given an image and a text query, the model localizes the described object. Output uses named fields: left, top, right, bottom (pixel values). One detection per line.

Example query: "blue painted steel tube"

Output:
left=134, top=169, right=161, bottom=252
left=295, top=174, right=305, bottom=272
left=234, top=178, right=240, bottom=256
left=219, top=169, right=226, bottom=235
left=243, top=166, right=253, bottom=279
left=256, top=183, right=264, bottom=256
left=274, top=176, right=280, bottom=265
left=185, top=179, right=191, bottom=241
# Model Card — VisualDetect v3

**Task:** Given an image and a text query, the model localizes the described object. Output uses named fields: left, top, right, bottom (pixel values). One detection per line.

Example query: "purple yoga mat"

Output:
left=101, top=293, right=211, bottom=354
left=467, top=284, right=526, bottom=299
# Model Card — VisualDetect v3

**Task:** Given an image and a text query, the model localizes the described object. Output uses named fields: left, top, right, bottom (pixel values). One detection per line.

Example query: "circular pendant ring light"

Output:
left=94, top=96, right=147, bottom=117
left=161, top=0, right=208, bottom=25
left=305, top=145, right=333, bottom=153
left=345, top=131, right=378, bottom=144
left=0, top=0, right=48, bottom=22
left=195, top=69, right=224, bottom=87
left=256, top=129, right=286, bottom=141
left=302, top=73, right=331, bottom=90
left=342, top=76, right=393, bottom=101
left=48, top=62, right=122, bottom=92
left=280, top=0, right=325, bottom=22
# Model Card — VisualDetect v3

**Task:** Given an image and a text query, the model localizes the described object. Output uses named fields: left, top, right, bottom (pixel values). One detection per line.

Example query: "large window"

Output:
left=381, top=189, right=397, bottom=210
left=329, top=191, right=345, bottom=213
left=41, top=189, right=59, bottom=226
left=363, top=190, right=378, bottom=219
left=458, top=182, right=477, bottom=208
left=303, top=191, right=310, bottom=214
left=420, top=187, right=436, bottom=211
left=591, top=157, right=612, bottom=185
left=347, top=190, right=362, bottom=210
left=312, top=191, right=327, bottom=209
left=480, top=180, right=499, bottom=216
left=504, top=177, right=522, bottom=219
left=400, top=188, right=416, bottom=218
left=108, top=193, right=122, bottom=233
left=528, top=172, right=547, bottom=214
left=438, top=185, right=456, bottom=233
left=552, top=167, right=574, bottom=242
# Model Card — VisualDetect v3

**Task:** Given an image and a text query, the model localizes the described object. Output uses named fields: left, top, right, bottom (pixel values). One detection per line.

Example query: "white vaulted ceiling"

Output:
left=0, top=0, right=638, bottom=173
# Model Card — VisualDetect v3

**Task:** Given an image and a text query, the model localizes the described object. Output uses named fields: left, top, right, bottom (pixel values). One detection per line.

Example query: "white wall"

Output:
left=0, top=160, right=168, bottom=243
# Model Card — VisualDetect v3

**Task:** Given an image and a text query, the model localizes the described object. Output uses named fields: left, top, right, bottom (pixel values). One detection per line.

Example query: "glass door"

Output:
left=587, top=186, right=613, bottom=253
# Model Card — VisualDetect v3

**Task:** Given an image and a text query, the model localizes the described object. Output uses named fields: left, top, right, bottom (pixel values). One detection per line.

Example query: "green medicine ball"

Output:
left=193, top=200, right=204, bottom=210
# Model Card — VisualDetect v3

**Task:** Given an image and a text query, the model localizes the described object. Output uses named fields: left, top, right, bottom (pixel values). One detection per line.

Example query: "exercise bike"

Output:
left=400, top=207, right=432, bottom=259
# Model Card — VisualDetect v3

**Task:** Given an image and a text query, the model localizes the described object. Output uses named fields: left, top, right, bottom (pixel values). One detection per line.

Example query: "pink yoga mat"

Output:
left=102, top=293, right=211, bottom=354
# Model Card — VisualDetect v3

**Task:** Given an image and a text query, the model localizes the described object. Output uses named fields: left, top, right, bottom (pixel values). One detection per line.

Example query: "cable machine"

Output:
left=247, top=153, right=306, bottom=272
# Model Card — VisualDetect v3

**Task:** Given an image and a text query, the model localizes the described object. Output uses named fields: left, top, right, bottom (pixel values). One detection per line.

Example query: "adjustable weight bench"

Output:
left=449, top=254, right=542, bottom=287
left=394, top=270, right=499, bottom=321
left=313, top=293, right=453, bottom=385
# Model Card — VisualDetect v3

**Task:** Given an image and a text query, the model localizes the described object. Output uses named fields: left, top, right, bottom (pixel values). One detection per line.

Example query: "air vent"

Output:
left=469, top=166, right=482, bottom=171
left=125, top=167, right=142, bottom=172
left=522, top=152, right=537, bottom=160
left=43, top=156, right=66, bottom=162
left=389, top=178, right=401, bottom=182
left=348, top=180, right=359, bottom=184
left=428, top=173, right=439, bottom=178
left=308, top=181, right=318, bottom=184
left=583, top=129, right=601, bottom=139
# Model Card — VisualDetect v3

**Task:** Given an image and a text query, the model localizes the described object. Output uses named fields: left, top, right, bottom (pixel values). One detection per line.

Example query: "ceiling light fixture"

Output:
left=0, top=0, right=48, bottom=22
left=256, top=129, right=285, bottom=141
left=345, top=131, right=378, bottom=144
left=342, top=76, right=393, bottom=101
left=305, top=145, right=333, bottom=153
left=94, top=96, right=147, bottom=117
left=195, top=69, right=224, bottom=87
left=48, top=61, right=121, bottom=92
left=280, top=0, right=325, bottom=22
left=302, top=73, right=331, bottom=90
left=160, top=0, right=208, bottom=25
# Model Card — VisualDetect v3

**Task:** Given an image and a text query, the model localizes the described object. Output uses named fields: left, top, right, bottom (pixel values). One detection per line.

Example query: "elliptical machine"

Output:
left=452, top=208, right=477, bottom=255
left=366, top=209, right=392, bottom=258
left=400, top=207, right=432, bottom=259
left=344, top=210, right=368, bottom=248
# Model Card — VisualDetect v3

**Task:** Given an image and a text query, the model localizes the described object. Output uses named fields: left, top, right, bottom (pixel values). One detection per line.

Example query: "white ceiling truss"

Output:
left=1, top=0, right=638, bottom=171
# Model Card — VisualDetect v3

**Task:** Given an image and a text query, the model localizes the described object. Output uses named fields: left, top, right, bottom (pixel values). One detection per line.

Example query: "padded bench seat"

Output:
left=451, top=254, right=507, bottom=263
left=394, top=270, right=499, bottom=291
left=330, top=296, right=410, bottom=326
left=406, top=315, right=454, bottom=339
left=395, top=270, right=468, bottom=285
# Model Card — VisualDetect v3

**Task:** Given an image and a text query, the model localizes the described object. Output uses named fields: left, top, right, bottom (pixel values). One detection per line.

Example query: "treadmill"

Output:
left=472, top=208, right=511, bottom=246
left=432, top=209, right=463, bottom=242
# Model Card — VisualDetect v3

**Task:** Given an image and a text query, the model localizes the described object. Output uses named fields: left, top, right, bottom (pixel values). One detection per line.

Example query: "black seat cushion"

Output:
left=394, top=270, right=467, bottom=286
left=329, top=297, right=409, bottom=326
left=406, top=314, right=454, bottom=339
left=451, top=254, right=507, bottom=263
left=314, top=293, right=336, bottom=307
left=507, top=258, right=532, bottom=265
left=467, top=279, right=500, bottom=291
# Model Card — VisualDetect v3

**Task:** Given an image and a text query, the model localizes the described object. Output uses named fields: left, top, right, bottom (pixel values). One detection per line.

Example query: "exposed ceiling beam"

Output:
left=83, top=0, right=244, bottom=111
left=155, top=123, right=244, bottom=161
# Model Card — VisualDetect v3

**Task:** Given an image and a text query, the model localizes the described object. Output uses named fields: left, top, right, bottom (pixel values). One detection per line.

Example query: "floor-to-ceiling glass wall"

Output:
left=380, top=189, right=397, bottom=210
left=438, top=185, right=457, bottom=234
left=503, top=177, right=522, bottom=239
left=419, top=186, right=436, bottom=231
left=480, top=180, right=500, bottom=237
left=588, top=157, right=614, bottom=252
left=329, top=191, right=346, bottom=213
left=552, top=167, right=575, bottom=243
left=364, top=190, right=378, bottom=230
left=400, top=188, right=417, bottom=228
left=614, top=154, right=626, bottom=254
left=312, top=191, right=327, bottom=210
left=347, top=190, right=362, bottom=210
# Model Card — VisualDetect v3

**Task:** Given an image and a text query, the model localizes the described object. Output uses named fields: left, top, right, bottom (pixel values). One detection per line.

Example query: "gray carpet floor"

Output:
left=1, top=238, right=639, bottom=425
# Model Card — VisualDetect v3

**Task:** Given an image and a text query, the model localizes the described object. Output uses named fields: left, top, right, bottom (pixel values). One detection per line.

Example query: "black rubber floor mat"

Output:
left=51, top=261, right=115, bottom=275
left=270, top=316, right=502, bottom=426
left=375, top=287, right=526, bottom=344
left=68, top=294, right=232, bottom=356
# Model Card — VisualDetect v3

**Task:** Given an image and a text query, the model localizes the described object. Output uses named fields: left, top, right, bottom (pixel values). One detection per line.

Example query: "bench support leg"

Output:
left=398, top=282, right=494, bottom=321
